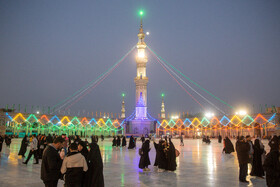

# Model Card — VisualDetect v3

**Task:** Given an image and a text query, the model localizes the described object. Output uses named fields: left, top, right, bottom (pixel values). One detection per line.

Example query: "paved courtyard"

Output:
left=0, top=138, right=268, bottom=187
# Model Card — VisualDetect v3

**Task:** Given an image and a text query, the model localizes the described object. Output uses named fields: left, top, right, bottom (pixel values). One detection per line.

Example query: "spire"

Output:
left=121, top=93, right=125, bottom=119
left=161, top=93, right=166, bottom=119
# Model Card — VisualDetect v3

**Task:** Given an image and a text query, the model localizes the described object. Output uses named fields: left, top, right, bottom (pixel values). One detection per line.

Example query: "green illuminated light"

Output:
left=122, top=93, right=125, bottom=97
left=139, top=10, right=144, bottom=16
left=161, top=93, right=165, bottom=97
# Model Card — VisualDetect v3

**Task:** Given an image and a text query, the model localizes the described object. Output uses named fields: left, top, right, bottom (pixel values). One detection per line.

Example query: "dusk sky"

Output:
left=0, top=0, right=279, bottom=117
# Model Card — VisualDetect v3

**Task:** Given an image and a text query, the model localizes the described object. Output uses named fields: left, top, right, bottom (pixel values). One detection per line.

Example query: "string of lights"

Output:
left=5, top=112, right=276, bottom=132
left=148, top=48, right=226, bottom=114
left=147, top=45, right=234, bottom=109
left=51, top=46, right=136, bottom=112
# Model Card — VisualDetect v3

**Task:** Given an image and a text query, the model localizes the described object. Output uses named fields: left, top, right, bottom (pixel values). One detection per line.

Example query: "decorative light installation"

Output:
left=5, top=112, right=277, bottom=135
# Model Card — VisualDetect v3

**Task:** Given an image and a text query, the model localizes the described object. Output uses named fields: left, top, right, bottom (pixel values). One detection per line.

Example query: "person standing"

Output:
left=140, top=135, right=145, bottom=143
left=78, top=141, right=89, bottom=159
left=218, top=134, right=222, bottom=143
left=180, top=135, right=184, bottom=146
left=139, top=139, right=151, bottom=171
left=263, top=136, right=280, bottom=187
left=166, top=138, right=177, bottom=172
left=5, top=135, right=11, bottom=147
left=18, top=135, right=28, bottom=158
left=250, top=138, right=265, bottom=178
left=23, top=134, right=39, bottom=164
left=0, top=135, right=3, bottom=154
left=84, top=142, right=104, bottom=187
left=236, top=136, right=250, bottom=183
left=112, top=136, right=117, bottom=147
left=246, top=135, right=254, bottom=167
left=61, top=143, right=88, bottom=187
left=128, top=136, right=136, bottom=149
left=121, top=135, right=127, bottom=147
left=41, top=136, right=65, bottom=187
left=116, top=136, right=121, bottom=147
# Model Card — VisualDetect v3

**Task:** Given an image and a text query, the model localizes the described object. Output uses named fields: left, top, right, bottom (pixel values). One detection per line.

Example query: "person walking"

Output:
left=41, top=136, right=65, bottom=187
left=18, top=135, right=28, bottom=158
left=61, top=143, right=88, bottom=187
left=236, top=136, right=250, bottom=183
left=23, top=134, right=39, bottom=164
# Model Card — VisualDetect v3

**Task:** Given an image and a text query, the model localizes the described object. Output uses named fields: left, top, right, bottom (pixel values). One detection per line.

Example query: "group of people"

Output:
left=112, top=135, right=126, bottom=147
left=138, top=136, right=178, bottom=172
left=15, top=133, right=104, bottom=187
left=0, top=135, right=12, bottom=154
left=235, top=135, right=280, bottom=186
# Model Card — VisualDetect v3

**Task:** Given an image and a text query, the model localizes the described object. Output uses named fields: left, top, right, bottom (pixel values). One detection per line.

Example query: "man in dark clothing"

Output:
left=41, top=136, right=65, bottom=187
left=263, top=136, right=280, bottom=187
left=236, top=136, right=250, bottom=183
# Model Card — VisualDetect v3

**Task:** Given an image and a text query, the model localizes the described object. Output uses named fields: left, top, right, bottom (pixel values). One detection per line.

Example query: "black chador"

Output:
left=121, top=136, right=127, bottom=147
left=18, top=135, right=28, bottom=157
left=153, top=140, right=166, bottom=168
left=250, top=139, right=265, bottom=177
left=139, top=140, right=151, bottom=169
left=218, top=135, right=222, bottom=143
left=116, top=136, right=121, bottom=147
left=223, top=137, right=235, bottom=154
left=84, top=143, right=104, bottom=187
left=128, top=136, right=136, bottom=149
left=166, top=139, right=177, bottom=171
left=112, top=137, right=117, bottom=147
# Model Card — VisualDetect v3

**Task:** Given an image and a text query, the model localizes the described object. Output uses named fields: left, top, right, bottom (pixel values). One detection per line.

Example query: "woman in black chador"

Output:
left=153, top=139, right=167, bottom=171
left=116, top=136, right=121, bottom=147
left=218, top=134, right=222, bottom=143
left=128, top=136, right=136, bottom=149
left=166, top=138, right=177, bottom=171
left=121, top=136, right=126, bottom=147
left=18, top=135, right=28, bottom=157
left=112, top=136, right=117, bottom=147
left=84, top=142, right=104, bottom=187
left=222, top=137, right=235, bottom=154
left=78, top=141, right=89, bottom=159
left=250, top=139, right=265, bottom=178
left=139, top=139, right=151, bottom=171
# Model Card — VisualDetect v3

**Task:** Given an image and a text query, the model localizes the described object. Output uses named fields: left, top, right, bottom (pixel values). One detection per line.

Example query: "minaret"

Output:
left=161, top=93, right=166, bottom=119
left=135, top=12, right=148, bottom=119
left=121, top=93, right=126, bottom=119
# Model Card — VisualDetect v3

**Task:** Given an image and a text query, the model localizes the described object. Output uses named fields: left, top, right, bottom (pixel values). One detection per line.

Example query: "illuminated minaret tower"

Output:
left=135, top=11, right=148, bottom=119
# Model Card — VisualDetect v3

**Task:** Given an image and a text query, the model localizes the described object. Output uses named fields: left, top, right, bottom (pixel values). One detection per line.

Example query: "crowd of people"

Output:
left=234, top=135, right=280, bottom=186
left=14, top=134, right=104, bottom=187
left=1, top=133, right=280, bottom=186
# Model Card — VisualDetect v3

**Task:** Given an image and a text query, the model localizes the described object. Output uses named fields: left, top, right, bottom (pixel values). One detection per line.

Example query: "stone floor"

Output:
left=0, top=138, right=269, bottom=187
